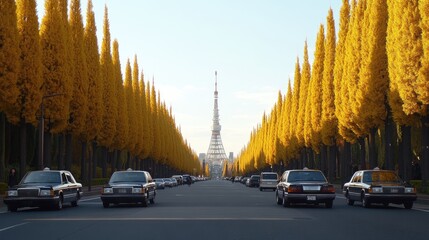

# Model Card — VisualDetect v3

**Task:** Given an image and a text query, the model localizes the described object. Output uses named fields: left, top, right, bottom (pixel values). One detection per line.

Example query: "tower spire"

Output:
left=206, top=71, right=228, bottom=178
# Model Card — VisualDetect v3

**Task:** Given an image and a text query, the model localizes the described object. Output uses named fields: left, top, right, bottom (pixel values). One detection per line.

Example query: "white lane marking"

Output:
left=79, top=197, right=100, bottom=202
left=0, top=211, right=8, bottom=214
left=0, top=222, right=29, bottom=232
left=26, top=217, right=310, bottom=221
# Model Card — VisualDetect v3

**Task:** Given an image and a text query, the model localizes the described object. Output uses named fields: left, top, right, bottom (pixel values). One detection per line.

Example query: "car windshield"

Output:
left=362, top=171, right=402, bottom=184
left=287, top=171, right=326, bottom=182
left=262, top=174, right=277, bottom=180
left=251, top=176, right=260, bottom=180
left=22, top=171, right=61, bottom=184
left=109, top=172, right=146, bottom=183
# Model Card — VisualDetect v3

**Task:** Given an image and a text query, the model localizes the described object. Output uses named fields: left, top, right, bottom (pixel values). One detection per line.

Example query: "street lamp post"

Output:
left=38, top=93, right=63, bottom=170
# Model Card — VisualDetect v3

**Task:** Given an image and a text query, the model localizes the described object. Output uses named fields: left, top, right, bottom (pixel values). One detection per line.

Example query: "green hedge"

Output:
left=0, top=182, right=8, bottom=196
left=410, top=180, right=429, bottom=194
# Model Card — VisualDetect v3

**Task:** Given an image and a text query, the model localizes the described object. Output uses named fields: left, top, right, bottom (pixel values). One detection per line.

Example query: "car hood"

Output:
left=369, top=182, right=404, bottom=187
left=107, top=183, right=145, bottom=187
left=15, top=183, right=59, bottom=188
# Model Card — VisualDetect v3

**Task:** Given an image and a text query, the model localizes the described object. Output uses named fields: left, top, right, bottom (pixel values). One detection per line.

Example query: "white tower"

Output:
left=206, top=71, right=228, bottom=177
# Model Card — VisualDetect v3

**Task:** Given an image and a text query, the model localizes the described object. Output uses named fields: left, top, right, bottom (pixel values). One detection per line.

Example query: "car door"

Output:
left=145, top=173, right=156, bottom=199
left=61, top=172, right=72, bottom=203
left=348, top=172, right=362, bottom=201
left=277, top=172, right=288, bottom=198
left=65, top=172, right=78, bottom=201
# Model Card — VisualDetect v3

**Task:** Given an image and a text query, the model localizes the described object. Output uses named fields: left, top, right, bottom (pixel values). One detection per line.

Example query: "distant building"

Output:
left=199, top=153, right=206, bottom=164
left=229, top=152, right=234, bottom=163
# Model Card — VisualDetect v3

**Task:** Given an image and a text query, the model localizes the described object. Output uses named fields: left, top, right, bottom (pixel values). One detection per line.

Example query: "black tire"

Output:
left=383, top=202, right=389, bottom=208
left=276, top=191, right=282, bottom=205
left=347, top=198, right=354, bottom=206
left=71, top=193, right=79, bottom=207
left=150, top=198, right=155, bottom=204
left=325, top=200, right=333, bottom=209
left=142, top=198, right=149, bottom=207
left=259, top=188, right=263, bottom=192
left=282, top=195, right=290, bottom=208
left=103, top=202, right=109, bottom=208
left=55, top=196, right=63, bottom=210
left=361, top=193, right=370, bottom=208
left=404, top=201, right=413, bottom=209
left=8, top=205, right=17, bottom=212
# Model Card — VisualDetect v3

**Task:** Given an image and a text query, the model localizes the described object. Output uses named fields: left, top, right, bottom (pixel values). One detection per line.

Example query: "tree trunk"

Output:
left=341, top=141, right=352, bottom=185
left=81, top=141, right=87, bottom=183
left=308, top=149, right=314, bottom=169
left=57, top=134, right=65, bottom=170
left=421, top=115, right=429, bottom=189
left=327, top=144, right=336, bottom=182
left=401, top=125, right=412, bottom=181
left=358, top=137, right=366, bottom=170
left=369, top=128, right=377, bottom=169
left=384, top=110, right=394, bottom=170
left=65, top=133, right=72, bottom=170
left=320, top=145, right=327, bottom=174
left=102, top=147, right=107, bottom=178
left=126, top=151, right=130, bottom=169
left=19, top=119, right=27, bottom=179
left=44, top=131, right=51, bottom=168
left=92, top=143, right=97, bottom=178
left=0, top=113, right=5, bottom=182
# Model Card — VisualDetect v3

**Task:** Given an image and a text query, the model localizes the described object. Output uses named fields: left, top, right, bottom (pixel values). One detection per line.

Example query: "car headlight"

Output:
left=370, top=187, right=383, bottom=193
left=40, top=189, right=54, bottom=196
left=405, top=187, right=416, bottom=193
left=7, top=190, right=18, bottom=197
left=132, top=187, right=143, bottom=194
left=103, top=187, right=113, bottom=194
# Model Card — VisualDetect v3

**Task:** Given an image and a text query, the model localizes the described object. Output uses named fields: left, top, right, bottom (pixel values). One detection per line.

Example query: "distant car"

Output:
left=3, top=168, right=82, bottom=212
left=163, top=178, right=174, bottom=188
left=154, top=178, right=166, bottom=189
left=241, top=177, right=250, bottom=184
left=172, top=175, right=183, bottom=185
left=276, top=169, right=335, bottom=208
left=248, top=175, right=260, bottom=187
left=170, top=178, right=178, bottom=187
left=343, top=168, right=417, bottom=209
left=101, top=169, right=156, bottom=208
left=259, top=172, right=278, bottom=191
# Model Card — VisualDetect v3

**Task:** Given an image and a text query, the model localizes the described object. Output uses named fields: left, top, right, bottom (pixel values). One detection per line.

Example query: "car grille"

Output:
left=18, top=188, right=39, bottom=197
left=113, top=188, right=132, bottom=194
left=382, top=187, right=404, bottom=194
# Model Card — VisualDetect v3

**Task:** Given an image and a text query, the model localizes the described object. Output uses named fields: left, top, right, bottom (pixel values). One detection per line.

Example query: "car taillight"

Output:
left=288, top=185, right=302, bottom=193
left=321, top=185, right=335, bottom=193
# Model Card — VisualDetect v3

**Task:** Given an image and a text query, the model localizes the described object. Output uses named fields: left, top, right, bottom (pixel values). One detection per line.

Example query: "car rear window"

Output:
left=287, top=171, right=326, bottom=182
left=109, top=172, right=147, bottom=183
left=262, top=173, right=278, bottom=180
left=22, top=172, right=61, bottom=184
left=362, top=171, right=401, bottom=184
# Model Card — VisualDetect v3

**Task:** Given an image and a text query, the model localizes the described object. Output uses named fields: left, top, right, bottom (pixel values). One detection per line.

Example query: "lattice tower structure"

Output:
left=206, top=71, right=228, bottom=176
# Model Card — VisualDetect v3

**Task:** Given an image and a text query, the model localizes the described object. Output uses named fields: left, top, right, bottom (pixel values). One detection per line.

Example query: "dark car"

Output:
left=154, top=178, right=165, bottom=189
left=275, top=169, right=335, bottom=208
left=101, top=169, right=156, bottom=208
left=343, top=168, right=417, bottom=209
left=248, top=175, right=260, bottom=187
left=3, top=168, right=82, bottom=212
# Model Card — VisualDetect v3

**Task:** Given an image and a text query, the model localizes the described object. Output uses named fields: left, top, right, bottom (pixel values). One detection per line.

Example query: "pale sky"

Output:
left=36, top=0, right=342, bottom=158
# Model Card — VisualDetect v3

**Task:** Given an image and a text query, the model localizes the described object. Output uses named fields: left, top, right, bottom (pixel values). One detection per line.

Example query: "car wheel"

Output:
left=71, top=193, right=79, bottom=207
left=150, top=198, right=155, bottom=204
left=383, top=202, right=389, bottom=208
left=276, top=191, right=282, bottom=205
left=282, top=195, right=290, bottom=208
left=103, top=202, right=109, bottom=208
left=346, top=198, right=354, bottom=206
left=56, top=196, right=63, bottom=210
left=142, top=198, right=149, bottom=207
left=7, top=205, right=17, bottom=212
left=325, top=200, right=333, bottom=209
left=404, top=201, right=413, bottom=209
left=361, top=193, right=370, bottom=208
left=259, top=188, right=263, bottom=192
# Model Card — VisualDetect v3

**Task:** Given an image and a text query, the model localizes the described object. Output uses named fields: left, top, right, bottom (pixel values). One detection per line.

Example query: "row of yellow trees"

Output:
left=233, top=0, right=429, bottom=184
left=0, top=0, right=203, bottom=181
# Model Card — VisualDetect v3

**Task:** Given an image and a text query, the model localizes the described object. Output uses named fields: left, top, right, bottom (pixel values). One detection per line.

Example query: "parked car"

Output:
left=248, top=175, right=260, bottom=187
left=259, top=172, right=278, bottom=191
left=3, top=168, right=82, bottom=212
left=163, top=178, right=174, bottom=188
left=275, top=169, right=335, bottom=208
left=170, top=178, right=178, bottom=187
left=343, top=168, right=417, bottom=209
left=101, top=169, right=156, bottom=208
left=154, top=178, right=166, bottom=189
left=172, top=175, right=183, bottom=185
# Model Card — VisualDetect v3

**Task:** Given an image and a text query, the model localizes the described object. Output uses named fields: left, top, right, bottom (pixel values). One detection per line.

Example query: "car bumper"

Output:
left=101, top=194, right=147, bottom=204
left=4, top=197, right=60, bottom=208
left=285, top=193, right=336, bottom=203
left=364, top=194, right=417, bottom=203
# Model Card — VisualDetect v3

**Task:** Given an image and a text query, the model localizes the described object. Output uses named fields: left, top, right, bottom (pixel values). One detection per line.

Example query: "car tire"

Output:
left=404, top=201, right=413, bottom=209
left=282, top=195, right=290, bottom=208
left=383, top=202, right=389, bottom=208
left=325, top=200, right=333, bottom=209
left=150, top=198, right=155, bottom=204
left=142, top=198, right=149, bottom=207
left=361, top=193, right=370, bottom=208
left=103, top=202, right=109, bottom=208
left=71, top=193, right=79, bottom=207
left=56, top=196, right=63, bottom=210
left=259, top=188, right=263, bottom=192
left=7, top=205, right=17, bottom=212
left=346, top=198, right=354, bottom=206
left=276, top=191, right=282, bottom=205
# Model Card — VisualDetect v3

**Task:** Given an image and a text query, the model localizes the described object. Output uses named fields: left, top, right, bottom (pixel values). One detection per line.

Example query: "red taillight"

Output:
left=288, top=185, right=302, bottom=193
left=321, top=185, right=335, bottom=193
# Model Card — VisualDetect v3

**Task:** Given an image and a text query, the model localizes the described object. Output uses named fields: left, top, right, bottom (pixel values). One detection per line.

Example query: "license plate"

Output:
left=303, top=186, right=321, bottom=191
left=391, top=189, right=398, bottom=193
left=307, top=195, right=316, bottom=201
left=118, top=189, right=126, bottom=193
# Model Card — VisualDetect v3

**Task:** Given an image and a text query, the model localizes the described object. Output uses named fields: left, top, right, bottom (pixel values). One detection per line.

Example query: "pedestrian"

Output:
left=8, top=168, right=17, bottom=188
left=187, top=176, right=192, bottom=187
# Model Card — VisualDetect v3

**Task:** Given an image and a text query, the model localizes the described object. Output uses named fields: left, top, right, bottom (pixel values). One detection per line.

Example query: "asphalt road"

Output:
left=1, top=180, right=429, bottom=240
